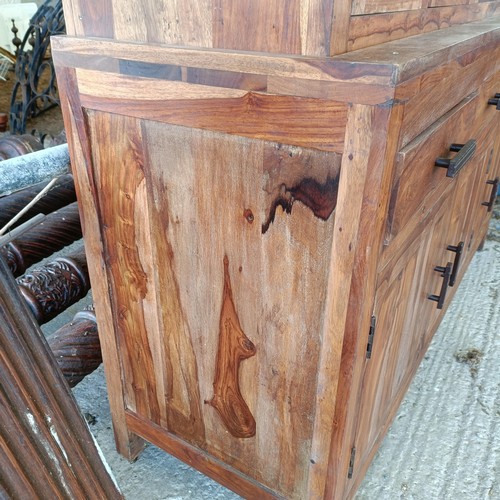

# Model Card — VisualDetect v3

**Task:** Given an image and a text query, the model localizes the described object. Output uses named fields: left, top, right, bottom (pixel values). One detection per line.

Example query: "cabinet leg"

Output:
left=113, top=426, right=146, bottom=462
left=478, top=235, right=487, bottom=251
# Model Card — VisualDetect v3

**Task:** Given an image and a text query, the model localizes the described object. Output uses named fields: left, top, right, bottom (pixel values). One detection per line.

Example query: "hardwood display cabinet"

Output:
left=53, top=2, right=500, bottom=498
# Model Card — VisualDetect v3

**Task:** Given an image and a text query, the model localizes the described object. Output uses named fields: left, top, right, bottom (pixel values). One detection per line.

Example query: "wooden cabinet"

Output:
left=53, top=3, right=500, bottom=498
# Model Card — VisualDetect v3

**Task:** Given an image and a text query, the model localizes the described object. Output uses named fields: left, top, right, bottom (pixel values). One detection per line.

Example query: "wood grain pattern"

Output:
left=138, top=121, right=340, bottom=496
left=56, top=65, right=146, bottom=459
left=388, top=94, right=478, bottom=238
left=207, top=255, right=257, bottom=438
left=111, top=0, right=212, bottom=46
left=125, top=412, right=277, bottom=499
left=349, top=199, right=452, bottom=498
left=76, top=69, right=348, bottom=153
left=51, top=36, right=396, bottom=105
left=348, top=2, right=500, bottom=51
left=325, top=101, right=404, bottom=499
left=61, top=0, right=114, bottom=38
left=51, top=36, right=395, bottom=87
left=397, top=42, right=500, bottom=147
left=351, top=0, right=425, bottom=15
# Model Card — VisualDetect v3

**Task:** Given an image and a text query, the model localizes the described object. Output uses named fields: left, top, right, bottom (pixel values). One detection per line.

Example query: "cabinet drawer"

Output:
left=475, top=71, right=500, bottom=128
left=387, top=93, right=479, bottom=240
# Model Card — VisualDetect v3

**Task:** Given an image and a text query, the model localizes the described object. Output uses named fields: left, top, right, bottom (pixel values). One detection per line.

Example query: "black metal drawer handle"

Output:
left=435, top=140, right=476, bottom=178
left=488, top=93, right=500, bottom=110
left=428, top=262, right=452, bottom=309
left=447, top=241, right=464, bottom=287
left=482, top=177, right=499, bottom=212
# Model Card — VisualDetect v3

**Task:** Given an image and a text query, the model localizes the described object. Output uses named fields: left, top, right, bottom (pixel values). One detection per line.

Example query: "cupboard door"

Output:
left=445, top=120, right=498, bottom=282
left=348, top=198, right=452, bottom=488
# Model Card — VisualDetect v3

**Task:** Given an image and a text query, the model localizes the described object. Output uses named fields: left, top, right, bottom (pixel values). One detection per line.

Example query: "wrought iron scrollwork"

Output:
left=9, top=0, right=65, bottom=134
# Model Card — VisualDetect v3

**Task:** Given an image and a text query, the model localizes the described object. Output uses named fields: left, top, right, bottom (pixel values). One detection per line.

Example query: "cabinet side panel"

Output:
left=86, top=111, right=167, bottom=426
left=78, top=114, right=342, bottom=497
left=55, top=66, right=145, bottom=459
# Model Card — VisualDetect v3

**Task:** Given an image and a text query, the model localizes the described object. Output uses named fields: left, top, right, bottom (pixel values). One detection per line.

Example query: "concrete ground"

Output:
left=65, top=206, right=500, bottom=500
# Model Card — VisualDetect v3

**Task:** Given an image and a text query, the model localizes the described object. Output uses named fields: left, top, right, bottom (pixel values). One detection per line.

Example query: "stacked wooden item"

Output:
left=53, top=1, right=500, bottom=498
left=0, top=138, right=101, bottom=387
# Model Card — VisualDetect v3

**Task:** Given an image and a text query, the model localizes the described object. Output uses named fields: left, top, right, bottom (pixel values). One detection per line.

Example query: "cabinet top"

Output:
left=52, top=15, right=500, bottom=109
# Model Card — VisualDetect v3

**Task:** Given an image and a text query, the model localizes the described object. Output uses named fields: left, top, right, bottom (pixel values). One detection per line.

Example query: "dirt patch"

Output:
left=454, top=348, right=484, bottom=378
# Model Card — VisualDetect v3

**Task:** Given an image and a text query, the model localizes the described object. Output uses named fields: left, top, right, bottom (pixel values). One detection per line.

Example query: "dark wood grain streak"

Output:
left=207, top=256, right=256, bottom=438
left=88, top=112, right=163, bottom=425
left=262, top=175, right=339, bottom=234
left=55, top=64, right=146, bottom=460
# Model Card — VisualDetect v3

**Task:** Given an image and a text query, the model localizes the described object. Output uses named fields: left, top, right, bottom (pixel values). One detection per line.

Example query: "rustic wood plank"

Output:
left=300, top=0, right=335, bottom=56
left=51, top=36, right=395, bottom=88
left=51, top=40, right=394, bottom=105
left=61, top=0, right=114, bottom=38
left=335, top=16, right=500, bottom=84
left=213, top=0, right=302, bottom=54
left=324, top=102, right=404, bottom=499
left=213, top=0, right=335, bottom=56
left=330, top=0, right=354, bottom=54
left=61, top=0, right=84, bottom=36
left=398, top=42, right=500, bottom=147
left=126, top=411, right=277, bottom=499
left=76, top=69, right=348, bottom=153
left=349, top=199, right=451, bottom=497
left=305, top=104, right=380, bottom=498
left=351, top=0, right=426, bottom=15
left=111, top=0, right=212, bottom=46
left=55, top=65, right=146, bottom=459
left=86, top=111, right=164, bottom=425
left=348, top=2, right=500, bottom=51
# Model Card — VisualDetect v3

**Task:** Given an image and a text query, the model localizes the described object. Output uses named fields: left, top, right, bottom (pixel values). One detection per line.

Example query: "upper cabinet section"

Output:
left=61, top=0, right=500, bottom=56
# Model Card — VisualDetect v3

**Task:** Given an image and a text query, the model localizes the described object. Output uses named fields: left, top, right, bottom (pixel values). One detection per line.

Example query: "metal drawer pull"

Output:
left=428, top=262, right=452, bottom=309
left=488, top=93, right=500, bottom=109
left=447, top=241, right=464, bottom=287
left=435, top=140, right=476, bottom=178
left=481, top=177, right=499, bottom=212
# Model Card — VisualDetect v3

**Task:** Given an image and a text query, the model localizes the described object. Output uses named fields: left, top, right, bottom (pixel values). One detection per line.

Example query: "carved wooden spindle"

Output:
left=47, top=304, right=101, bottom=387
left=16, top=245, right=89, bottom=324
left=0, top=133, right=44, bottom=160
left=1, top=202, right=82, bottom=276
left=0, top=256, right=121, bottom=499
left=0, top=174, right=76, bottom=229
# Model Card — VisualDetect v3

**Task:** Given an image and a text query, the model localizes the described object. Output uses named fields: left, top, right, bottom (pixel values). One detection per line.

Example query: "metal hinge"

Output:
left=366, top=315, right=376, bottom=359
left=348, top=446, right=356, bottom=479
